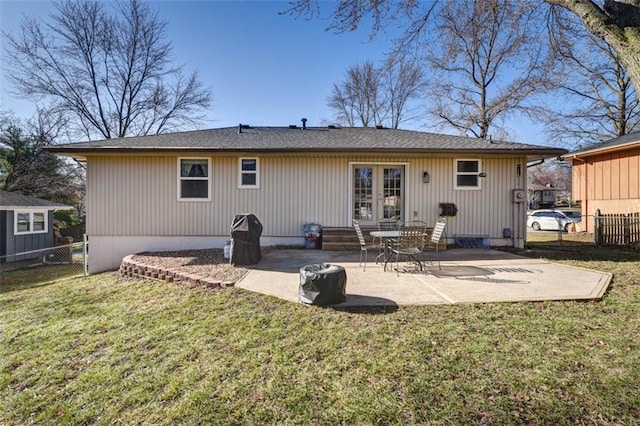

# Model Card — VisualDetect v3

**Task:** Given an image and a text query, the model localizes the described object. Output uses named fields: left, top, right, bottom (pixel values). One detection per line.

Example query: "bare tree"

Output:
left=527, top=160, right=572, bottom=205
left=0, top=111, right=83, bottom=205
left=382, top=54, right=427, bottom=129
left=542, top=11, right=640, bottom=148
left=285, top=0, right=439, bottom=49
left=291, top=0, right=548, bottom=138
left=425, top=0, right=548, bottom=139
left=328, top=57, right=426, bottom=128
left=289, top=0, right=640, bottom=96
left=328, top=61, right=381, bottom=127
left=545, top=0, right=640, bottom=97
left=3, top=0, right=212, bottom=140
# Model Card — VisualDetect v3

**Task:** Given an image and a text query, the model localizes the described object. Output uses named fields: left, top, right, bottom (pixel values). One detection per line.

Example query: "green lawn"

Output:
left=2, top=244, right=639, bottom=424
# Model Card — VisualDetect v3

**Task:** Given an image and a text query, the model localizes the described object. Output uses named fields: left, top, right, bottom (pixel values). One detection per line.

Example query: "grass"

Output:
left=0, top=263, right=84, bottom=292
left=2, top=243, right=640, bottom=424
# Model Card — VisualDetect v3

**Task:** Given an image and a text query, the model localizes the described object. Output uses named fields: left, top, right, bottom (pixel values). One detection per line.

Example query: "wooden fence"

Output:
left=594, top=210, right=640, bottom=247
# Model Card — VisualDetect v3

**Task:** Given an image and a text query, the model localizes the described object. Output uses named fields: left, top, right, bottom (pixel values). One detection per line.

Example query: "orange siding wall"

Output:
left=573, top=147, right=640, bottom=232
left=589, top=149, right=640, bottom=201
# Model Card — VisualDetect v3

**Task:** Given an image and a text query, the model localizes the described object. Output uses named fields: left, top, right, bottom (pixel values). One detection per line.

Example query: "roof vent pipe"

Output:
left=301, top=118, right=307, bottom=130
left=238, top=123, right=242, bottom=134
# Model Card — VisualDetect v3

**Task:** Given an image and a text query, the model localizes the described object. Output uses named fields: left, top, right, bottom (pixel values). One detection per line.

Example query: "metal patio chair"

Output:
left=385, top=222, right=427, bottom=276
left=424, top=218, right=447, bottom=270
left=353, top=219, right=380, bottom=271
left=373, top=218, right=399, bottom=263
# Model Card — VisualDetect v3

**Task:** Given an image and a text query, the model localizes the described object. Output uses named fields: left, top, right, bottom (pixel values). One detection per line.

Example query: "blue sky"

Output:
left=0, top=0, right=546, bottom=143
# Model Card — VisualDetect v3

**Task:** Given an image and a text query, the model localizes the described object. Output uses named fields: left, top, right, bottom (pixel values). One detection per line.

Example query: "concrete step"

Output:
left=322, top=241, right=361, bottom=251
left=321, top=226, right=447, bottom=251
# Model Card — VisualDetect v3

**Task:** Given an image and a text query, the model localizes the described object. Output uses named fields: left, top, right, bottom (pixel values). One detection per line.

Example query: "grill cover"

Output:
left=230, top=214, right=263, bottom=265
left=299, top=263, right=347, bottom=305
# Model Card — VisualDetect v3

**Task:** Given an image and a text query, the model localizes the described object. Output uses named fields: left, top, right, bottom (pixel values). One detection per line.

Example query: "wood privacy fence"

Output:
left=594, top=210, right=640, bottom=246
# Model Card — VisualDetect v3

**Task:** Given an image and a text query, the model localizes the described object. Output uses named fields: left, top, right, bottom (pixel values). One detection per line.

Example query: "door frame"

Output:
left=348, top=161, right=410, bottom=226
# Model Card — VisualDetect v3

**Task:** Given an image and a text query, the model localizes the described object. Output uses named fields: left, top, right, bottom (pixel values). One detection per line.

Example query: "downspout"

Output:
left=526, top=159, right=544, bottom=168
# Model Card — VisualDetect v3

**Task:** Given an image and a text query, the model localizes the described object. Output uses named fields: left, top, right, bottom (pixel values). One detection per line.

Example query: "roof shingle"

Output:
left=566, top=132, right=640, bottom=158
left=46, top=126, right=565, bottom=157
left=0, top=190, right=72, bottom=209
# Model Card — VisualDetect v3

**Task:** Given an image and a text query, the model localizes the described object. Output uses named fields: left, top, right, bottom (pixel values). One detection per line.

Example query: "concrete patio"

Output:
left=237, top=248, right=612, bottom=307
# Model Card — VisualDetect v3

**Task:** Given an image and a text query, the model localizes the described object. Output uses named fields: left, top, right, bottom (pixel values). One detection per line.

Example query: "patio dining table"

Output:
left=370, top=230, right=397, bottom=266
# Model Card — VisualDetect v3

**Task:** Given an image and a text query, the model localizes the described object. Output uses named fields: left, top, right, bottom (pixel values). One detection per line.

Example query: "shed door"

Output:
left=353, top=165, right=404, bottom=225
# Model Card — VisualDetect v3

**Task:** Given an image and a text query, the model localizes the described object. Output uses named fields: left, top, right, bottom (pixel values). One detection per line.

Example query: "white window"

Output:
left=15, top=211, right=48, bottom=235
left=33, top=212, right=46, bottom=231
left=239, top=158, right=259, bottom=188
left=454, top=159, right=482, bottom=190
left=178, top=158, right=210, bottom=201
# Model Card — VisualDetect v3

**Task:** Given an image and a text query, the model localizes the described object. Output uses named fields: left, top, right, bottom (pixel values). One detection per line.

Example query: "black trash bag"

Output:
left=299, top=263, right=347, bottom=305
left=230, top=214, right=263, bottom=265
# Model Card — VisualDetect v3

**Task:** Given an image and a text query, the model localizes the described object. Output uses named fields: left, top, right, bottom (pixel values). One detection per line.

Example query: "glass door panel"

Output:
left=382, top=167, right=402, bottom=220
left=353, top=167, right=374, bottom=223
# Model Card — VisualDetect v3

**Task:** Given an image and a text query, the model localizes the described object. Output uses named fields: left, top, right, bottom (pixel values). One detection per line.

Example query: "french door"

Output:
left=353, top=165, right=404, bottom=225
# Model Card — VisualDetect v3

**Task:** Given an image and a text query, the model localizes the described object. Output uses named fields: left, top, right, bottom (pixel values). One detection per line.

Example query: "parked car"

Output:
left=527, top=209, right=581, bottom=231
left=560, top=210, right=582, bottom=220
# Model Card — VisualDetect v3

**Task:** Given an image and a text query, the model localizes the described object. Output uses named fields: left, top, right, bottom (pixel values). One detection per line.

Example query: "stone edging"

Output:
left=119, top=255, right=235, bottom=289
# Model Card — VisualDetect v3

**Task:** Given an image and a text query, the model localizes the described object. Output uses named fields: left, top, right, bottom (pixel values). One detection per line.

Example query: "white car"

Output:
left=527, top=209, right=581, bottom=231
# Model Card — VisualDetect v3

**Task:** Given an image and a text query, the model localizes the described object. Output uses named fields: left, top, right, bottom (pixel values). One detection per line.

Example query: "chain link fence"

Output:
left=0, top=240, right=88, bottom=285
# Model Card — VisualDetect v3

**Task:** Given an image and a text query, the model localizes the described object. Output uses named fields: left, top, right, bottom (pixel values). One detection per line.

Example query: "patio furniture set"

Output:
left=298, top=217, right=447, bottom=305
left=353, top=218, right=447, bottom=276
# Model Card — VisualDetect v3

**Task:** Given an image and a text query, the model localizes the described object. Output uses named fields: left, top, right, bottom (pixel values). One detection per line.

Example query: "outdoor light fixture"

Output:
left=423, top=171, right=430, bottom=183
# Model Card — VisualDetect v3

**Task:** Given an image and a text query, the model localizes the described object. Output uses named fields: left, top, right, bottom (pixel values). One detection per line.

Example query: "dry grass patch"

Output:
left=2, top=244, right=640, bottom=424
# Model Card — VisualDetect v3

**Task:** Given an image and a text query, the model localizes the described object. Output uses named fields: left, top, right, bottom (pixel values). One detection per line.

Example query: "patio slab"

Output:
left=237, top=249, right=612, bottom=307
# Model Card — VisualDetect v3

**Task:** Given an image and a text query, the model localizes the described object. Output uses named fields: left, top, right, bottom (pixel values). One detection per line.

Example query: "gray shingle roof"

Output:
left=46, top=126, right=566, bottom=157
left=0, top=190, right=72, bottom=209
left=566, top=131, right=640, bottom=158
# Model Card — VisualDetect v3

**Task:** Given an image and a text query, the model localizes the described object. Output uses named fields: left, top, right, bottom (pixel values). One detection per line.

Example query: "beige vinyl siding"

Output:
left=86, top=154, right=527, bottom=242
left=87, top=155, right=350, bottom=238
left=406, top=157, right=526, bottom=240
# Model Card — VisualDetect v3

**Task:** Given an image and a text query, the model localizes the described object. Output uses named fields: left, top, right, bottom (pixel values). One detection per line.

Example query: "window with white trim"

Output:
left=178, top=158, right=211, bottom=200
left=15, top=211, right=48, bottom=235
left=239, top=158, right=259, bottom=188
left=454, top=159, right=482, bottom=190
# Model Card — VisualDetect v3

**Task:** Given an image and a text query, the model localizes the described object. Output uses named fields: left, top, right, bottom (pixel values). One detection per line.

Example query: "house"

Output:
left=47, top=125, right=566, bottom=273
left=564, top=132, right=640, bottom=232
left=0, top=190, right=72, bottom=262
left=528, top=183, right=558, bottom=209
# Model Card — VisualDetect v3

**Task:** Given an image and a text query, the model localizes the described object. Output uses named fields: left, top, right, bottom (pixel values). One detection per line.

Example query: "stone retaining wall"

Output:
left=119, top=255, right=235, bottom=289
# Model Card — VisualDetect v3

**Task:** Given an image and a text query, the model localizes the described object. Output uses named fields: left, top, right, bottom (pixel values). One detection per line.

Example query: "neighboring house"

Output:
left=0, top=190, right=72, bottom=262
left=47, top=125, right=566, bottom=273
left=565, top=132, right=640, bottom=232
left=528, top=184, right=558, bottom=209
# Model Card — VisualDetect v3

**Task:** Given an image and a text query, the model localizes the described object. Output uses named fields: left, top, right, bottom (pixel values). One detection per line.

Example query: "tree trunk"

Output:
left=545, top=0, right=640, bottom=96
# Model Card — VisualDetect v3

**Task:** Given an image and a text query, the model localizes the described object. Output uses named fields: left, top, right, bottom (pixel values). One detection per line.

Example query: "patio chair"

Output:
left=377, top=218, right=399, bottom=231
left=424, top=218, right=447, bottom=270
left=385, top=222, right=427, bottom=276
left=353, top=219, right=380, bottom=271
